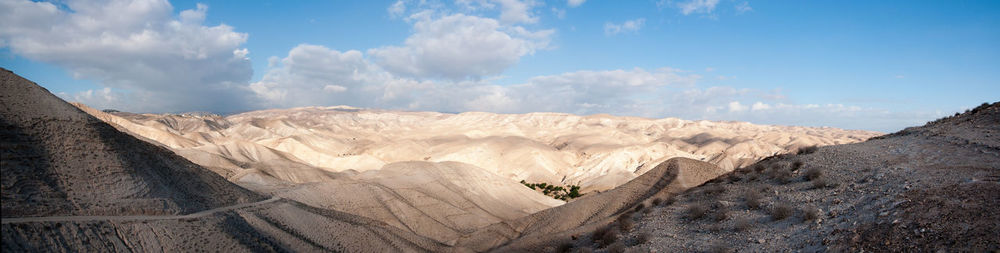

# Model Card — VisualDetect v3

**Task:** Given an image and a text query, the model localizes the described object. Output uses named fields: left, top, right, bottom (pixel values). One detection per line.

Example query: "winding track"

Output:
left=1, top=197, right=282, bottom=224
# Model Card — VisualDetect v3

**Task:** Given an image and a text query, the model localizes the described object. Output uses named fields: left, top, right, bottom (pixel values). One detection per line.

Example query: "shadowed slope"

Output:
left=0, top=68, right=464, bottom=252
left=456, top=157, right=727, bottom=251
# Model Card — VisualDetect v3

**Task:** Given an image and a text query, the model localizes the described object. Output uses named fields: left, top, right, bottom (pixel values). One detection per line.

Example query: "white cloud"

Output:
left=369, top=13, right=552, bottom=80
left=751, top=101, right=770, bottom=111
left=728, top=101, right=748, bottom=112
left=567, top=0, right=586, bottom=7
left=388, top=0, right=406, bottom=18
left=0, top=0, right=253, bottom=113
left=604, top=18, right=645, bottom=36
left=552, top=7, right=566, bottom=19
left=735, top=1, right=752, bottom=14
left=454, top=0, right=538, bottom=24
left=676, top=0, right=720, bottom=15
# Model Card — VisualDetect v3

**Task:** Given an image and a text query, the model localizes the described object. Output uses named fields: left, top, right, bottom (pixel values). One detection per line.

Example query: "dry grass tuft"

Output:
left=713, top=209, right=730, bottom=222
left=709, top=243, right=733, bottom=253
left=803, top=206, right=821, bottom=221
left=607, top=241, right=626, bottom=253
left=804, top=167, right=823, bottom=181
left=686, top=203, right=709, bottom=220
left=798, top=145, right=818, bottom=155
left=791, top=160, right=804, bottom=171
left=771, top=203, right=793, bottom=220
left=636, top=232, right=651, bottom=244
left=617, top=213, right=635, bottom=231
left=733, top=217, right=751, bottom=231
left=704, top=184, right=726, bottom=195
left=744, top=190, right=762, bottom=210
left=768, top=167, right=793, bottom=184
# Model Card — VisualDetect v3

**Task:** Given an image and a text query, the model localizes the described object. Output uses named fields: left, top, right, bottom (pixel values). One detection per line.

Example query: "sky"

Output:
left=1, top=0, right=998, bottom=132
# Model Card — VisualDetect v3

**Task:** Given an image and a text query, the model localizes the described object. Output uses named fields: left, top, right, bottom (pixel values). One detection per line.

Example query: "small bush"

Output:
left=593, top=225, right=614, bottom=243
left=634, top=203, right=646, bottom=212
left=636, top=232, right=651, bottom=244
left=713, top=209, right=729, bottom=222
left=686, top=203, right=709, bottom=220
left=798, top=145, right=818, bottom=155
left=804, top=167, right=823, bottom=181
left=556, top=242, right=574, bottom=253
left=733, top=217, right=751, bottom=231
left=812, top=177, right=830, bottom=189
left=791, top=161, right=804, bottom=171
left=607, top=241, right=626, bottom=253
left=600, top=227, right=620, bottom=247
left=744, top=191, right=762, bottom=210
left=651, top=198, right=662, bottom=206
left=709, top=243, right=733, bottom=253
left=727, top=172, right=742, bottom=182
left=753, top=164, right=766, bottom=173
left=704, top=184, right=726, bottom=195
left=803, top=206, right=821, bottom=221
left=768, top=167, right=792, bottom=184
left=617, top=213, right=635, bottom=231
left=771, top=203, right=793, bottom=220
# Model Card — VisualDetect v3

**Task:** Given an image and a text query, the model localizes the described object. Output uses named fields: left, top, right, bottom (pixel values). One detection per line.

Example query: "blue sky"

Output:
left=1, top=0, right=998, bottom=132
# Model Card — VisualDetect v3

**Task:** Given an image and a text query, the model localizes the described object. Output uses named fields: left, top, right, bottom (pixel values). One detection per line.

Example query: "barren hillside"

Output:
left=540, top=102, right=999, bottom=252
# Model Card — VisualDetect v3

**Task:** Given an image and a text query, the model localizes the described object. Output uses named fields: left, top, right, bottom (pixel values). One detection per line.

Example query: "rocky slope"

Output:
left=1, top=68, right=460, bottom=252
left=552, top=102, right=999, bottom=252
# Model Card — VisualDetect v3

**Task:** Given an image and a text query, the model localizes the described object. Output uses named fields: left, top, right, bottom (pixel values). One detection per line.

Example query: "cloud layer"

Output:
left=0, top=0, right=254, bottom=113
left=1, top=0, right=943, bottom=132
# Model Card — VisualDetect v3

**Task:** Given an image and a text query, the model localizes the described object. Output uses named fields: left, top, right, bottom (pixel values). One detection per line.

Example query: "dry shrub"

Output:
left=617, top=213, right=635, bottom=231
left=733, top=217, right=751, bottom=231
left=556, top=242, right=574, bottom=253
left=633, top=203, right=646, bottom=212
left=704, top=184, right=726, bottom=195
left=661, top=197, right=676, bottom=206
left=791, top=160, right=804, bottom=171
left=803, top=206, right=821, bottom=221
left=812, top=177, right=830, bottom=189
left=798, top=145, right=818, bottom=155
left=607, top=241, right=626, bottom=253
left=600, top=228, right=620, bottom=247
left=651, top=198, right=663, bottom=206
left=804, top=167, right=823, bottom=181
left=686, top=203, right=709, bottom=220
left=753, top=164, right=766, bottom=173
left=642, top=206, right=653, bottom=214
left=713, top=209, right=729, bottom=222
left=768, top=167, right=792, bottom=184
left=636, top=232, right=651, bottom=244
left=727, top=172, right=742, bottom=182
left=709, top=243, right=733, bottom=253
left=593, top=225, right=614, bottom=244
left=771, top=203, right=793, bottom=220
left=744, top=191, right=762, bottom=210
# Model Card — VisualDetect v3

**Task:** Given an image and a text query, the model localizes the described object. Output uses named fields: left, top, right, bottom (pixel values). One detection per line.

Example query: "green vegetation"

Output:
left=520, top=180, right=584, bottom=201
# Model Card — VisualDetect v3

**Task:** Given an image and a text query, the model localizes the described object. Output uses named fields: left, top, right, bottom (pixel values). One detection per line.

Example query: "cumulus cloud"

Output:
left=567, top=0, right=585, bottom=7
left=249, top=44, right=432, bottom=109
left=0, top=0, right=254, bottom=113
left=604, top=18, right=645, bottom=36
left=388, top=0, right=406, bottom=18
left=735, top=1, right=752, bottom=14
left=454, top=0, right=538, bottom=24
left=676, top=0, right=720, bottom=15
left=369, top=13, right=553, bottom=80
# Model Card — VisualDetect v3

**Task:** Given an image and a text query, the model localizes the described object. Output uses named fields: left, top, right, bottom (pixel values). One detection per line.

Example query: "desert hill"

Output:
left=543, top=102, right=999, bottom=252
left=0, top=68, right=462, bottom=252
left=87, top=104, right=879, bottom=193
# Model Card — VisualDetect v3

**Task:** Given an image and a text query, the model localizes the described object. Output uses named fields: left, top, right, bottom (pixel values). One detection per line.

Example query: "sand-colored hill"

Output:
left=0, top=68, right=462, bottom=252
left=84, top=103, right=879, bottom=194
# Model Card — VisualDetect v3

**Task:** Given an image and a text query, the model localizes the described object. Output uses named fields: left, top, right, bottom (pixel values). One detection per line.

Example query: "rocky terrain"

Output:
left=5, top=67, right=994, bottom=252
left=548, top=102, right=999, bottom=252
